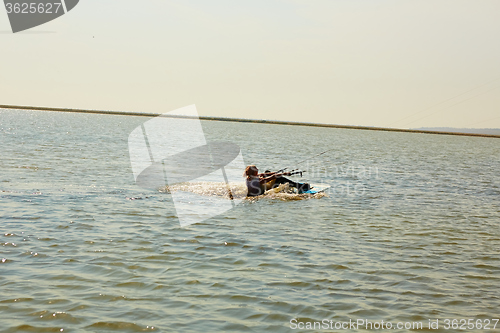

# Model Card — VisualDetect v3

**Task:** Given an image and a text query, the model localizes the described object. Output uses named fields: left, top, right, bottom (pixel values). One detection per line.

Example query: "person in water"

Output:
left=244, top=165, right=310, bottom=197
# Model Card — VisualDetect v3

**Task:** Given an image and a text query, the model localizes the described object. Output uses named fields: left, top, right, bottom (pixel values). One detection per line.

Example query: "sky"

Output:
left=1, top=0, right=500, bottom=128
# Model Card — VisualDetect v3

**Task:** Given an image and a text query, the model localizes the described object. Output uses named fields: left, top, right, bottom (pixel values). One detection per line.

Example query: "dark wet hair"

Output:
left=244, top=165, right=258, bottom=178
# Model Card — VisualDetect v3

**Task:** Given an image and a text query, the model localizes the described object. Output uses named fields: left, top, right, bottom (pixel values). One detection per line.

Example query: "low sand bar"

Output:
left=1, top=104, right=499, bottom=139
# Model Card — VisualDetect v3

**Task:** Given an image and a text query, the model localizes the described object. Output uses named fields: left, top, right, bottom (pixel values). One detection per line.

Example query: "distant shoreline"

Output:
left=2, top=103, right=499, bottom=139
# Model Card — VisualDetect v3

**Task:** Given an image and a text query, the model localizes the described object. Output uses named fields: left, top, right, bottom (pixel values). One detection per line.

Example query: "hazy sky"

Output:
left=1, top=0, right=499, bottom=128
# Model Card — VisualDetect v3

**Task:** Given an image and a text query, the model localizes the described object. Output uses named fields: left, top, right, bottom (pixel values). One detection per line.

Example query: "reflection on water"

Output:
left=0, top=109, right=499, bottom=332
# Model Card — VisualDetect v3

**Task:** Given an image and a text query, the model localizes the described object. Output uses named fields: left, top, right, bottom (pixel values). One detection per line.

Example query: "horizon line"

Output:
left=1, top=103, right=499, bottom=139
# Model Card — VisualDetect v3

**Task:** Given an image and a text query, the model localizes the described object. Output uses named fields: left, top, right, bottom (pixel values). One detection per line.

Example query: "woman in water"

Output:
left=243, top=165, right=310, bottom=197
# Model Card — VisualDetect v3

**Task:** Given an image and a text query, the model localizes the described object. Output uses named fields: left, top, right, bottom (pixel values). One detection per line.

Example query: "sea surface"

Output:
left=1, top=109, right=499, bottom=332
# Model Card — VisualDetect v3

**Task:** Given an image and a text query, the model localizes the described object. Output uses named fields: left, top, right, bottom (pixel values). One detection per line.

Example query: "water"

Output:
left=1, top=109, right=499, bottom=332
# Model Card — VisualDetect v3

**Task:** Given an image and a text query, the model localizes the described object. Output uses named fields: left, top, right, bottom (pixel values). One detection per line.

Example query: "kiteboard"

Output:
left=300, top=183, right=330, bottom=194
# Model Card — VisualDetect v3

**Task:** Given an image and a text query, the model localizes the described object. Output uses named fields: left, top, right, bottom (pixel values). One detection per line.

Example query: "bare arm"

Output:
left=258, top=172, right=291, bottom=183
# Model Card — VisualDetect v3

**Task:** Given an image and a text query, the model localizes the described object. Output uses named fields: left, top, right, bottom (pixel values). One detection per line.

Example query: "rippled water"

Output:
left=1, top=109, right=499, bottom=332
